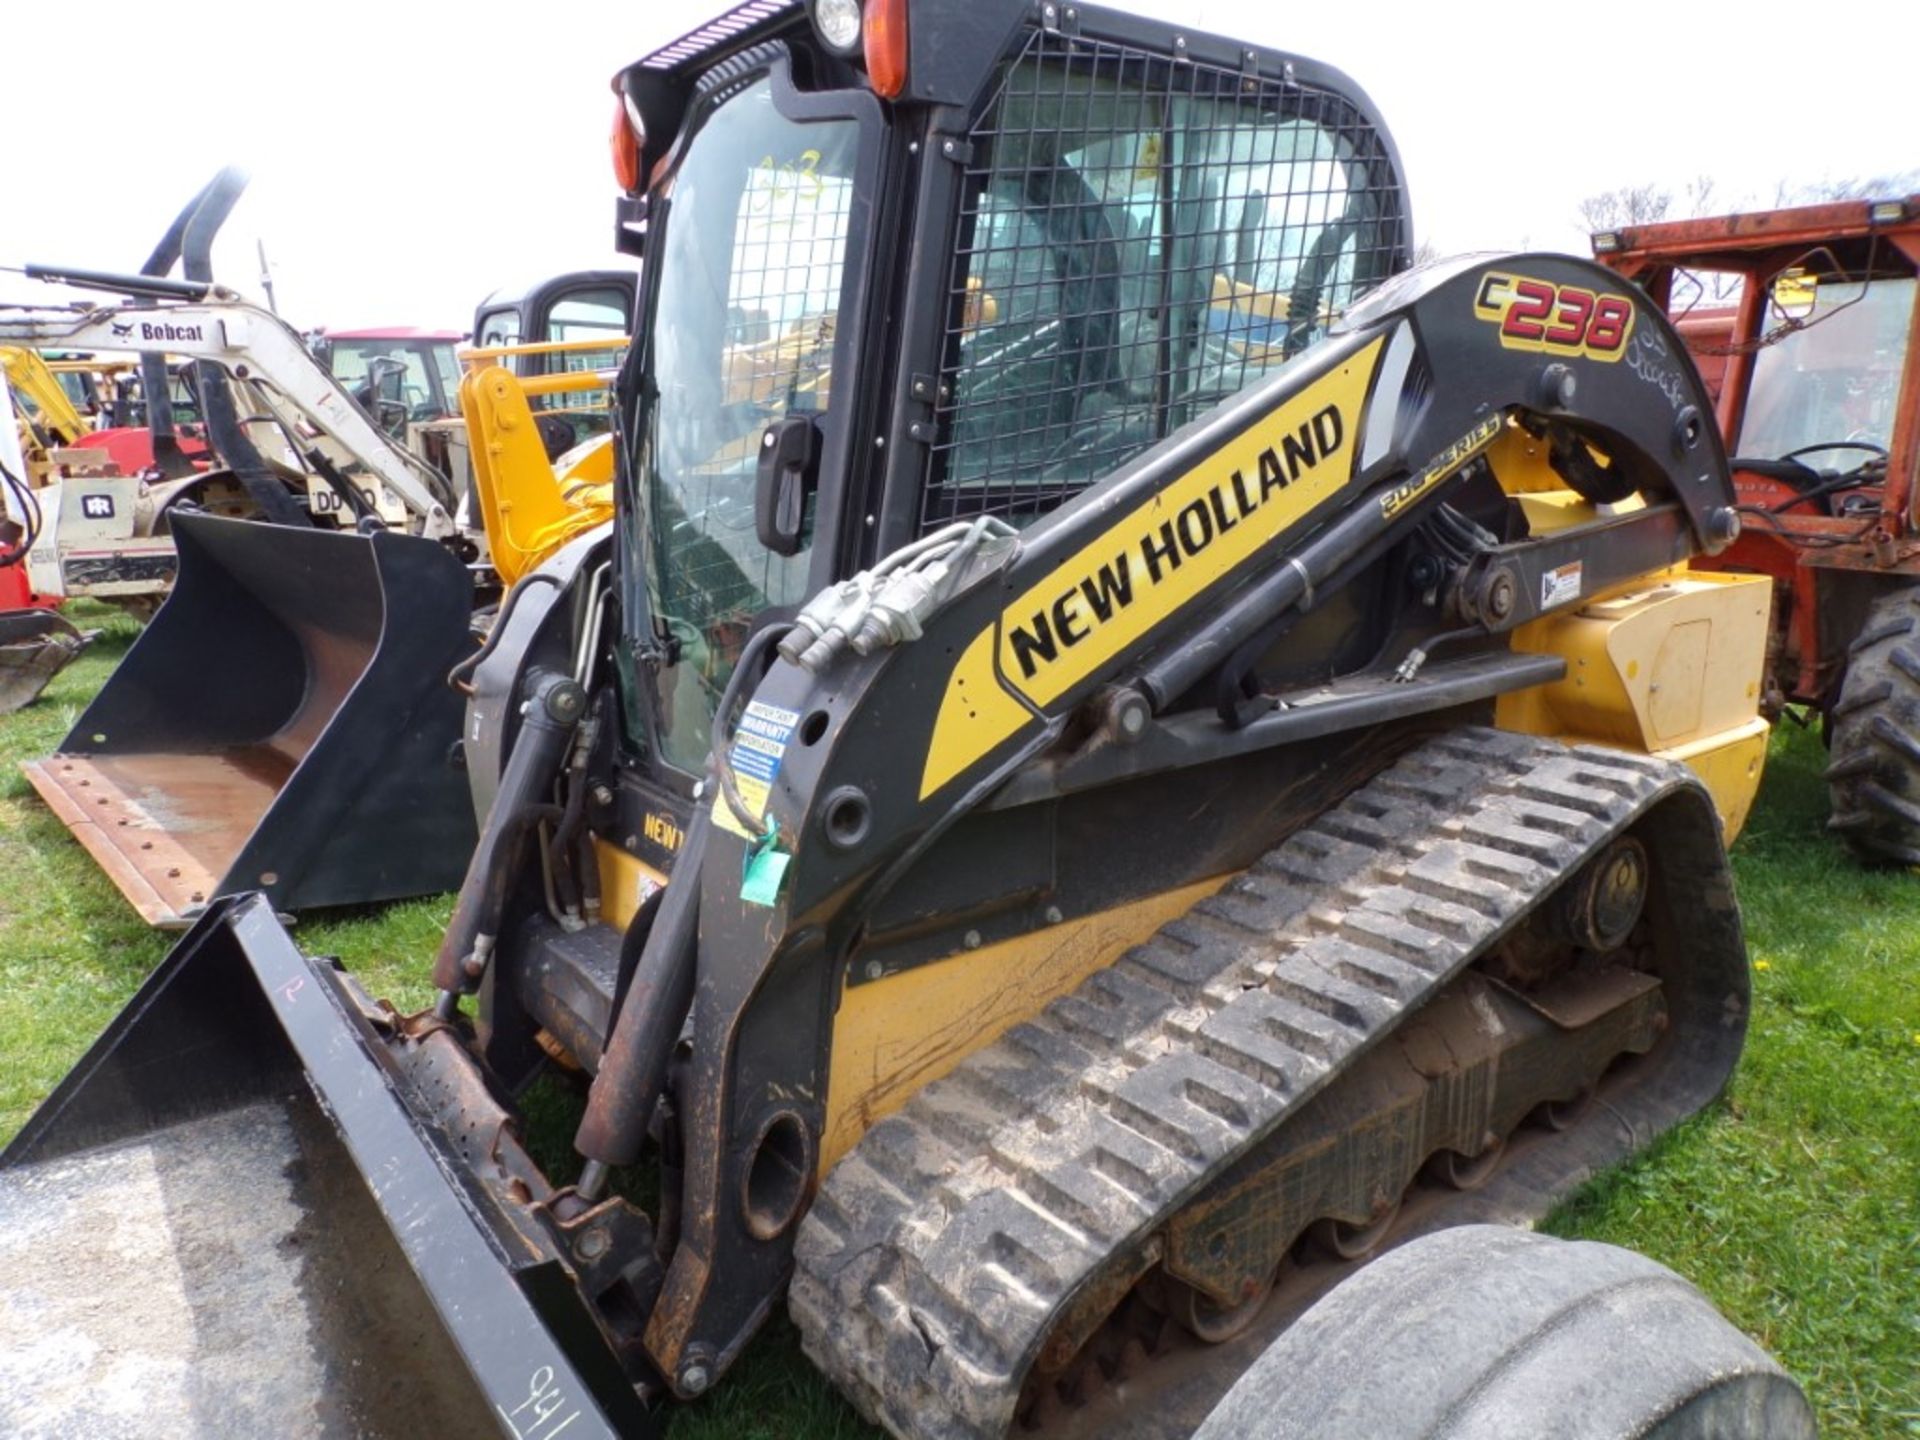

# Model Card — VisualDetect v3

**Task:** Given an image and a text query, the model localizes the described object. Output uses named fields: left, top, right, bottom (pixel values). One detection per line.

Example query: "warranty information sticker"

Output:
left=713, top=699, right=798, bottom=840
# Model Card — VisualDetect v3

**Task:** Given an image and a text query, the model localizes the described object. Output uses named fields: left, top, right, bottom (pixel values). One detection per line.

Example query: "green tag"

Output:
left=741, top=846, right=790, bottom=907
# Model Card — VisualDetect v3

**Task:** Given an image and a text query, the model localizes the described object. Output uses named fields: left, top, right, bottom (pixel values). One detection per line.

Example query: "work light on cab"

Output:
left=810, top=0, right=908, bottom=97
left=811, top=0, right=863, bottom=53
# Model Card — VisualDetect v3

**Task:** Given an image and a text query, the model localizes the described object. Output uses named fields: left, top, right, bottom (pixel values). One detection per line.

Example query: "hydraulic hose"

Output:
left=136, top=172, right=235, bottom=480
left=431, top=669, right=586, bottom=1001
left=710, top=623, right=792, bottom=839
left=545, top=720, right=597, bottom=923
left=178, top=176, right=311, bottom=529
left=1, top=461, right=41, bottom=567
left=449, top=571, right=562, bottom=695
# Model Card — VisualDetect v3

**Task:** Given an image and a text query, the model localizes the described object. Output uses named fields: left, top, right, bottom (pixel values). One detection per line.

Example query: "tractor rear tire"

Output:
left=1826, top=585, right=1920, bottom=865
left=1191, top=1226, right=1815, bottom=1440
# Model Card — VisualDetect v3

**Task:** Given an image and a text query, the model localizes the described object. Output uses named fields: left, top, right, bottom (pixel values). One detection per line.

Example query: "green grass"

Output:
left=1, top=625, right=1914, bottom=1437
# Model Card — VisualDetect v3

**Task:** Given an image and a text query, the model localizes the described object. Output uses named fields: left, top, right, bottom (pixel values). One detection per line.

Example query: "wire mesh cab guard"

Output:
left=923, top=23, right=1409, bottom=533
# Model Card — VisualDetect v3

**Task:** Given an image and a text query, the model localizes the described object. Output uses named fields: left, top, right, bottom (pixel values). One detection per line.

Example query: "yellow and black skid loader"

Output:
left=0, top=2, right=1810, bottom=1436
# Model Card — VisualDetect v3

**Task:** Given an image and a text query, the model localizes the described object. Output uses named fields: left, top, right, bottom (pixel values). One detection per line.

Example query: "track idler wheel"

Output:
left=1192, top=1226, right=1815, bottom=1440
left=1547, top=836, right=1648, bottom=952
left=1171, top=1263, right=1280, bottom=1345
left=1534, top=1085, right=1597, bottom=1133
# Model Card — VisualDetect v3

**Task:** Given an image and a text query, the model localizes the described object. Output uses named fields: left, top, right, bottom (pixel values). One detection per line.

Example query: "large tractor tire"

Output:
left=1826, top=584, right=1920, bottom=865
left=1192, top=1226, right=1814, bottom=1440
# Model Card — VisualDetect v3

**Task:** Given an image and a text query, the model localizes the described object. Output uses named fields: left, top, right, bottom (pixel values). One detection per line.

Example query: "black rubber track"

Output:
left=1826, top=584, right=1920, bottom=865
left=791, top=728, right=1749, bottom=1440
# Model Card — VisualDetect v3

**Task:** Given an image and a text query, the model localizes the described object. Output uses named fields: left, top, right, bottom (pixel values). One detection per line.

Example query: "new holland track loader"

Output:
left=0, top=1, right=1811, bottom=1436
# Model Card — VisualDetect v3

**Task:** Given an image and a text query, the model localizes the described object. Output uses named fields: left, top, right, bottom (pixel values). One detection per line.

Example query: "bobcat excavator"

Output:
left=0, top=1, right=1810, bottom=1436
left=0, top=319, right=625, bottom=924
left=0, top=169, right=483, bottom=921
left=0, top=174, right=628, bottom=923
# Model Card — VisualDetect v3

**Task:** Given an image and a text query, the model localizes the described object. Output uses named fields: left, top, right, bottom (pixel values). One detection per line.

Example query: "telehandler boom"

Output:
left=0, top=1, right=1806, bottom=1436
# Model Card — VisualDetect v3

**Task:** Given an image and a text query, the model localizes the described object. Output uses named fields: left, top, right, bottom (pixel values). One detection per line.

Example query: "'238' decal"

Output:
left=1473, top=273, right=1635, bottom=361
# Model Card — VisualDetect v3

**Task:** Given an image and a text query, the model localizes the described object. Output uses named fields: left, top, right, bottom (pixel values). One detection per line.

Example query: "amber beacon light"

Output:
left=863, top=0, right=908, bottom=98
left=610, top=96, right=643, bottom=192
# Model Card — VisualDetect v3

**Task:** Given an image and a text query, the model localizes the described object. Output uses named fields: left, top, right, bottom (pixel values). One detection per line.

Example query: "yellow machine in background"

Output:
left=2, top=347, right=93, bottom=481
left=458, top=337, right=619, bottom=586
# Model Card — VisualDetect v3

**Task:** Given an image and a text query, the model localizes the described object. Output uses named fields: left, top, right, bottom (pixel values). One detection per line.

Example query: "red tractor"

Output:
left=1597, top=196, right=1920, bottom=862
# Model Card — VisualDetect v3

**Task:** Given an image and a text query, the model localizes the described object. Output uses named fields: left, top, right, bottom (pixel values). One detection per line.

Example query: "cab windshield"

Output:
left=1739, top=275, right=1915, bottom=463
left=327, top=339, right=459, bottom=422
left=631, top=73, right=861, bottom=775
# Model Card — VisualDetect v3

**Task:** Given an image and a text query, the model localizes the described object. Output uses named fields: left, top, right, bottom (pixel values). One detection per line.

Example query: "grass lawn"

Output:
left=1, top=606, right=1914, bottom=1438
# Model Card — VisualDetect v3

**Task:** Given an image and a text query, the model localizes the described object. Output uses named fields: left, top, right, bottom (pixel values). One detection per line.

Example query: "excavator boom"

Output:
left=0, top=296, right=456, bottom=535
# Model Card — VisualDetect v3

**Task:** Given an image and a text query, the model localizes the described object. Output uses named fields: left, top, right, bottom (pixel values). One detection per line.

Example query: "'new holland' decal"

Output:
left=921, top=337, right=1385, bottom=799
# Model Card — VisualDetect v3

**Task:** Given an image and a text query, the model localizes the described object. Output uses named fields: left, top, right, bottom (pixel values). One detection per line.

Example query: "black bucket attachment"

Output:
left=0, top=895, right=652, bottom=1438
left=0, top=608, right=89, bottom=715
left=22, top=513, right=479, bottom=927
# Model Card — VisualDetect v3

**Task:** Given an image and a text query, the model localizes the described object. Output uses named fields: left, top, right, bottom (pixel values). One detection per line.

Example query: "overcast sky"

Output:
left=2, top=0, right=1911, bottom=331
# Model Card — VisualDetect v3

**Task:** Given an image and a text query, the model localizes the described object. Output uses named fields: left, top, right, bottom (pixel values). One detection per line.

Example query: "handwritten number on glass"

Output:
left=750, top=149, right=826, bottom=212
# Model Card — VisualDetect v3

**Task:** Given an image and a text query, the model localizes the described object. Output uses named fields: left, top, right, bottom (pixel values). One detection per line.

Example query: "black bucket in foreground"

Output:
left=21, top=513, right=479, bottom=927
left=0, top=896, right=651, bottom=1439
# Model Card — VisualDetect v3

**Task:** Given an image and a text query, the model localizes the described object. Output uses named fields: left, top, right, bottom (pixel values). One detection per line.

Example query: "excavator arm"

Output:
left=0, top=344, right=91, bottom=449
left=0, top=295, right=456, bottom=536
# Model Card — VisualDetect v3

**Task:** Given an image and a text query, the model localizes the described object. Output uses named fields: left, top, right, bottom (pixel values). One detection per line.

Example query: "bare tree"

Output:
left=1577, top=175, right=1721, bottom=236
left=1679, top=174, right=1717, bottom=219
left=1775, top=169, right=1920, bottom=205
left=1576, top=184, right=1672, bottom=235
